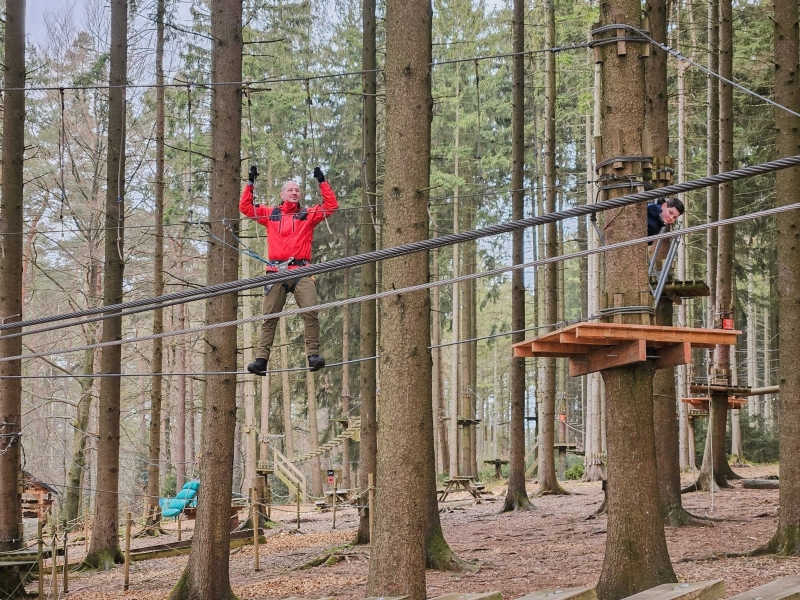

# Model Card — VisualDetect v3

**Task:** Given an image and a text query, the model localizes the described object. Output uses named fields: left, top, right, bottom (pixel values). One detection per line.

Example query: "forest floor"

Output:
left=32, top=463, right=797, bottom=600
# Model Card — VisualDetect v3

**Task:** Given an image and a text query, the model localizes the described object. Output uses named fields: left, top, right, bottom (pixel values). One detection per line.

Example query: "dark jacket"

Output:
left=647, top=202, right=664, bottom=237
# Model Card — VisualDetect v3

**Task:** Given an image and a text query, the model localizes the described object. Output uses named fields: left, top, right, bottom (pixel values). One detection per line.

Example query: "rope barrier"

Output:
left=3, top=153, right=799, bottom=340
left=1, top=201, right=797, bottom=366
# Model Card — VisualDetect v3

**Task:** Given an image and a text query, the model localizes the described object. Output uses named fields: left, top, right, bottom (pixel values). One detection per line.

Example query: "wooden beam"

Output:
left=531, top=341, right=586, bottom=356
left=512, top=343, right=534, bottom=358
left=653, top=342, right=692, bottom=370
left=623, top=581, right=725, bottom=600
left=569, top=340, right=646, bottom=377
left=431, top=593, right=503, bottom=600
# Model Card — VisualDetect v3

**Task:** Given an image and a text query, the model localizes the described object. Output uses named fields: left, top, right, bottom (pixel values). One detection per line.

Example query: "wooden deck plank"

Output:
left=573, top=323, right=739, bottom=347
left=726, top=576, right=800, bottom=600
left=622, top=581, right=725, bottom=600
left=430, top=593, right=503, bottom=600
left=514, top=587, right=596, bottom=600
left=569, top=340, right=647, bottom=377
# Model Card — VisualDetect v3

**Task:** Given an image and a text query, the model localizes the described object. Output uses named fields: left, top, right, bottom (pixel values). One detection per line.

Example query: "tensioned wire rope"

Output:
left=2, top=200, right=798, bottom=369
left=2, top=153, right=799, bottom=341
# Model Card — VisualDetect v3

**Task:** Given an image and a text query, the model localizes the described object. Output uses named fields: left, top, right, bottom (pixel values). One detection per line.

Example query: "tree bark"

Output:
left=595, top=0, right=677, bottom=594
left=65, top=351, right=96, bottom=523
left=538, top=0, right=566, bottom=496
left=87, top=0, right=127, bottom=568
left=706, top=0, right=719, bottom=326
left=504, top=0, right=533, bottom=512
left=342, top=232, right=352, bottom=490
left=147, top=0, right=166, bottom=528
left=762, top=0, right=800, bottom=556
left=0, top=0, right=26, bottom=556
left=167, top=0, right=241, bottom=595
left=366, top=2, right=464, bottom=594
left=356, top=0, right=377, bottom=545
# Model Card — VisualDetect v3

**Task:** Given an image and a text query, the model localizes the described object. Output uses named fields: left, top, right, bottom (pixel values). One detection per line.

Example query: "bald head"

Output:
left=280, top=180, right=301, bottom=204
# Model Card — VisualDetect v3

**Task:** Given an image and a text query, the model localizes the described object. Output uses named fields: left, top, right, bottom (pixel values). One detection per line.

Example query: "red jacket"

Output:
left=239, top=182, right=338, bottom=270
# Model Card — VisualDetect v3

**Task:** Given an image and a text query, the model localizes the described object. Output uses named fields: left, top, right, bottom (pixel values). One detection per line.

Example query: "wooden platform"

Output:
left=512, top=322, right=740, bottom=376
left=681, top=397, right=747, bottom=411
left=689, top=384, right=753, bottom=396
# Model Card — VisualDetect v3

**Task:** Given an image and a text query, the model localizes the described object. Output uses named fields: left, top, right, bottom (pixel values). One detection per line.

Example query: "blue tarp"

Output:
left=159, top=480, right=200, bottom=518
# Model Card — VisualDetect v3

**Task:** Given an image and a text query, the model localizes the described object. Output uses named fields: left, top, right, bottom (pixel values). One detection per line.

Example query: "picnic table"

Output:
left=438, top=476, right=485, bottom=502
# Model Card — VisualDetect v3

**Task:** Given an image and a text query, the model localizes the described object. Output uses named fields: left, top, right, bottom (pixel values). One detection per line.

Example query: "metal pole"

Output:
left=37, top=520, right=43, bottom=600
left=123, top=511, right=132, bottom=591
left=332, top=485, right=337, bottom=530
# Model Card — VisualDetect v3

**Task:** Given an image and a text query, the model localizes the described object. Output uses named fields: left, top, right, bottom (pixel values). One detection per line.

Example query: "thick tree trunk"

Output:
left=504, top=0, right=533, bottom=512
left=654, top=305, right=709, bottom=526
left=366, top=2, right=464, bottom=595
left=763, top=0, right=800, bottom=556
left=342, top=237, right=352, bottom=490
left=706, top=0, right=719, bottom=325
left=167, top=0, right=241, bottom=595
left=87, top=0, right=127, bottom=568
left=0, top=0, right=26, bottom=557
left=147, top=0, right=166, bottom=528
left=595, top=0, right=676, bottom=594
left=65, top=355, right=95, bottom=523
left=356, top=0, right=377, bottom=545
left=538, top=0, right=566, bottom=496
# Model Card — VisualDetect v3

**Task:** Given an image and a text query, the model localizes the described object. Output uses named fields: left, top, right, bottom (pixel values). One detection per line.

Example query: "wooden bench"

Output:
left=623, top=580, right=724, bottom=600
left=515, top=587, right=596, bottom=600
left=727, top=575, right=800, bottom=600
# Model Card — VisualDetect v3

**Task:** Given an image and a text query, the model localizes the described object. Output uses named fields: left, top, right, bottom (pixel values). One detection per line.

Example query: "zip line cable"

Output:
left=598, top=23, right=800, bottom=120
left=3, top=152, right=799, bottom=339
left=2, top=201, right=797, bottom=367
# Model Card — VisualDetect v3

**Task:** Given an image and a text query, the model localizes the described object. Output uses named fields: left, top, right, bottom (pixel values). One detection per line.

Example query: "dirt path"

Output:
left=40, top=464, right=797, bottom=600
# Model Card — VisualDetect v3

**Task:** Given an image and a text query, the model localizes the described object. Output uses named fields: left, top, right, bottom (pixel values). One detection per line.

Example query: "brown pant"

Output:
left=257, top=276, right=319, bottom=360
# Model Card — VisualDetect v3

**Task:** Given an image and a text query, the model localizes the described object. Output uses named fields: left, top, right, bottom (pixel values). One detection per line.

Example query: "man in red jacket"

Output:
left=240, top=166, right=338, bottom=375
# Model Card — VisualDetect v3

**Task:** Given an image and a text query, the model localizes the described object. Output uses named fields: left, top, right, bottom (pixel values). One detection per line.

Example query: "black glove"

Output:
left=248, top=165, right=259, bottom=183
left=313, top=166, right=325, bottom=183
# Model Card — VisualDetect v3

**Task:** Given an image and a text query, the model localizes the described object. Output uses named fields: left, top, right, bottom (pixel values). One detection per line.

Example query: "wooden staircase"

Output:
left=291, top=417, right=361, bottom=463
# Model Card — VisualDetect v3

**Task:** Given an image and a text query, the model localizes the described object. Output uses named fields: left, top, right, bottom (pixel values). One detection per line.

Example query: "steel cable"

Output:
left=2, top=201, right=797, bottom=365
left=2, top=153, right=799, bottom=339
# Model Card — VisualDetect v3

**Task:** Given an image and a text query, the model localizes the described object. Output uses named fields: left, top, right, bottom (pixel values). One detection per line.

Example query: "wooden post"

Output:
left=367, top=473, right=374, bottom=544
left=84, top=504, right=89, bottom=548
left=123, top=511, right=132, bottom=591
left=332, top=485, right=337, bottom=530
left=266, top=481, right=272, bottom=521
left=37, top=520, right=43, bottom=600
left=251, top=488, right=260, bottom=572
left=296, top=483, right=301, bottom=530
left=50, top=531, right=58, bottom=598
left=177, top=512, right=182, bottom=542
left=62, top=521, right=68, bottom=593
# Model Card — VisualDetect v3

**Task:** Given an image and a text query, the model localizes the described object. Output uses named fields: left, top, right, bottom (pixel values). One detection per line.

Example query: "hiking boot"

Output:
left=308, top=354, right=326, bottom=372
left=247, top=357, right=268, bottom=376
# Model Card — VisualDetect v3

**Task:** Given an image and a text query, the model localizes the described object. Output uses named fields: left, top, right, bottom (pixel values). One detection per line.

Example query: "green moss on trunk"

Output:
left=83, top=546, right=124, bottom=570
left=426, top=530, right=477, bottom=572
left=502, top=488, right=535, bottom=512
left=752, top=526, right=800, bottom=556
